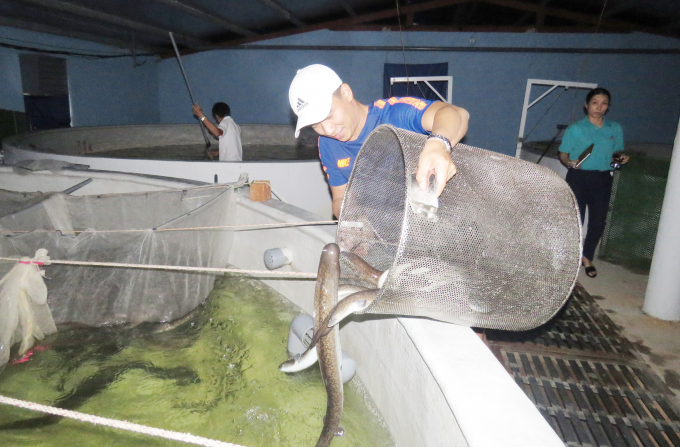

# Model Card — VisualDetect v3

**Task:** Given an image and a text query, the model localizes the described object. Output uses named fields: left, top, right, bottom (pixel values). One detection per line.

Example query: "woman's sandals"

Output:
left=584, top=264, right=597, bottom=278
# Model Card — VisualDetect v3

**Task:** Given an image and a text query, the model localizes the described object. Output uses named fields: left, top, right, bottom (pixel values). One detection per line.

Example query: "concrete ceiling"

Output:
left=1, top=0, right=679, bottom=55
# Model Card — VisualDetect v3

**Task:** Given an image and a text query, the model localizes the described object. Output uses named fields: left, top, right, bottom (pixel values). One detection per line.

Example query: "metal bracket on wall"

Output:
left=516, top=79, right=597, bottom=159
left=390, top=75, right=453, bottom=104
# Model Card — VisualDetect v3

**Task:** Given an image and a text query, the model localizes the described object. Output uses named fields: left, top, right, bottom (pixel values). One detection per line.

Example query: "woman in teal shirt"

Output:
left=558, top=88, right=629, bottom=278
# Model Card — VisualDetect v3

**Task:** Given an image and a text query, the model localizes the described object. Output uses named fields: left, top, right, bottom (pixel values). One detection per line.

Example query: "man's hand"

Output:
left=416, top=139, right=456, bottom=196
left=192, top=104, right=204, bottom=119
left=192, top=104, right=223, bottom=139
left=418, top=102, right=469, bottom=196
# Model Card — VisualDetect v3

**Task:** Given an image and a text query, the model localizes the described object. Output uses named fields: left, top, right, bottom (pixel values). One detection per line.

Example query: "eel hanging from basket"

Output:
left=282, top=124, right=582, bottom=446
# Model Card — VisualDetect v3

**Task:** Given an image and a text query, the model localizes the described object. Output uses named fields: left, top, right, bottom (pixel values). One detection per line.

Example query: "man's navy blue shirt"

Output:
left=319, top=97, right=434, bottom=187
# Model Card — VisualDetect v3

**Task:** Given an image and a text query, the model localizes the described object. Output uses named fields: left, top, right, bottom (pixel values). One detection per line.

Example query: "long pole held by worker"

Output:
left=169, top=32, right=211, bottom=156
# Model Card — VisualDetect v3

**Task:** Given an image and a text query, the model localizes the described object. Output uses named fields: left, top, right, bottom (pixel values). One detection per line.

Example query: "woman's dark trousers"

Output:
left=565, top=169, right=613, bottom=262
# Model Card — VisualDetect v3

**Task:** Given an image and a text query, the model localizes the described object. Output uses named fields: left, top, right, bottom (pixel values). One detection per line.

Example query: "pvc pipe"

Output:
left=643, top=114, right=680, bottom=320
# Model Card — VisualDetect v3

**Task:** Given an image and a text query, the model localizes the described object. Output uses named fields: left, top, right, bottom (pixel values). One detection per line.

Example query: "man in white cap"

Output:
left=289, top=64, right=469, bottom=218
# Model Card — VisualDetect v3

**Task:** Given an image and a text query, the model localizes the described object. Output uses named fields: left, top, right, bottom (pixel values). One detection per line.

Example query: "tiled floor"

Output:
left=483, top=259, right=680, bottom=446
left=578, top=260, right=680, bottom=409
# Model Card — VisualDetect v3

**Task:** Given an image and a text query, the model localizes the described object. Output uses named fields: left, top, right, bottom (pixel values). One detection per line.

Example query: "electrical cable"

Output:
left=569, top=0, right=610, bottom=123
left=395, top=0, right=409, bottom=95
left=525, top=0, right=610, bottom=157
left=394, top=0, right=428, bottom=100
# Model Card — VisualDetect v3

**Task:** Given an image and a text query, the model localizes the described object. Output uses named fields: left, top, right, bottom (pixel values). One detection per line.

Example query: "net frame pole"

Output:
left=169, top=32, right=211, bottom=153
left=515, top=79, right=597, bottom=158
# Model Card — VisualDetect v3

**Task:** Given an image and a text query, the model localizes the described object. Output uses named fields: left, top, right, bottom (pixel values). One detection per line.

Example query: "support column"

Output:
left=644, top=115, right=680, bottom=320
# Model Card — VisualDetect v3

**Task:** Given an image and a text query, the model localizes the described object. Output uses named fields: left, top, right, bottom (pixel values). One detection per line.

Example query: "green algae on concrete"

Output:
left=0, top=275, right=394, bottom=447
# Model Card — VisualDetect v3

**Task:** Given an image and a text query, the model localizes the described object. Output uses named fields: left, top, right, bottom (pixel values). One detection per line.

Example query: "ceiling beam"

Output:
left=342, top=24, right=600, bottom=33
left=480, top=0, right=639, bottom=31
left=256, top=0, right=306, bottom=27
left=450, top=2, right=470, bottom=26
left=603, top=0, right=640, bottom=19
left=0, top=15, right=161, bottom=53
left=464, top=0, right=479, bottom=25
left=216, top=0, right=471, bottom=48
left=337, top=0, right=356, bottom=17
left=657, top=19, right=680, bottom=34
left=0, top=0, right=173, bottom=48
left=175, top=0, right=651, bottom=56
left=16, top=0, right=210, bottom=48
left=513, top=0, right=550, bottom=26
left=146, top=0, right=256, bottom=37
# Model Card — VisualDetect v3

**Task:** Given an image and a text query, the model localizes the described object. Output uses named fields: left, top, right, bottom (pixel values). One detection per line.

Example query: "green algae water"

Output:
left=0, top=275, right=395, bottom=447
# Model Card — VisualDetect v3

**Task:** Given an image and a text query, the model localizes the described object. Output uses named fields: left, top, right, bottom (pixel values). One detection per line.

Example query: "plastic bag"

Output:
left=0, top=249, right=57, bottom=368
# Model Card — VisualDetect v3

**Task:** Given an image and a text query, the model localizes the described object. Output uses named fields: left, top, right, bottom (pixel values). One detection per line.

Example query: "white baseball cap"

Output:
left=289, top=64, right=343, bottom=138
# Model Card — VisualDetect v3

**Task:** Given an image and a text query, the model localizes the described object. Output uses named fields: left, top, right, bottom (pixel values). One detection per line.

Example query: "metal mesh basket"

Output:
left=336, top=125, right=581, bottom=331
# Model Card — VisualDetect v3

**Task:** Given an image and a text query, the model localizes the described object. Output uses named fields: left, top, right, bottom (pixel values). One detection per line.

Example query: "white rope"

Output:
left=0, top=395, right=247, bottom=447
left=0, top=220, right=338, bottom=235
left=0, top=256, right=317, bottom=278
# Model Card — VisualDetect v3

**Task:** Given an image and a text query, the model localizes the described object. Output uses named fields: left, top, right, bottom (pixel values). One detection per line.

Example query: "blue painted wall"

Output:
left=0, top=26, right=159, bottom=126
left=68, top=56, right=159, bottom=126
left=2, top=26, right=678, bottom=155
left=0, top=45, right=25, bottom=112
left=158, top=30, right=680, bottom=155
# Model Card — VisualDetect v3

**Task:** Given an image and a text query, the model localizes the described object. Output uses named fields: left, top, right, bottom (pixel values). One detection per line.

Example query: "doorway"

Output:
left=19, top=54, right=71, bottom=130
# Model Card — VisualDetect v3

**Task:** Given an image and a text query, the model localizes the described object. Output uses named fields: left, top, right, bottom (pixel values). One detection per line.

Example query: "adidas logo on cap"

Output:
left=296, top=98, right=309, bottom=113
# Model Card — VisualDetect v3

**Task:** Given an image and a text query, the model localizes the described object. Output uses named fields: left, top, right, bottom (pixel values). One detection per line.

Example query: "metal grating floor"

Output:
left=484, top=283, right=680, bottom=447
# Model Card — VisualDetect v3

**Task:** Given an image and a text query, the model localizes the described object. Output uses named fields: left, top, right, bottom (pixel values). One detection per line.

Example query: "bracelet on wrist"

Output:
left=200, top=116, right=206, bottom=122
left=427, top=133, right=452, bottom=152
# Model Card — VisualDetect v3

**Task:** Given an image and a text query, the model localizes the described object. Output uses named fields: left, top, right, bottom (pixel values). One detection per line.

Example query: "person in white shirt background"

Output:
left=192, top=102, right=242, bottom=161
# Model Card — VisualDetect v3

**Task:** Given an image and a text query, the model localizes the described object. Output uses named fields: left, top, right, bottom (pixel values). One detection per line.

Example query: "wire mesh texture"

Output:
left=336, top=124, right=582, bottom=331
left=599, top=155, right=670, bottom=273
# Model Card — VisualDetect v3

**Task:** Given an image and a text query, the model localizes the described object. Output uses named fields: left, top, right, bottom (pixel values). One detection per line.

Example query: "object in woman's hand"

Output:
left=611, top=153, right=625, bottom=170
left=574, top=143, right=594, bottom=169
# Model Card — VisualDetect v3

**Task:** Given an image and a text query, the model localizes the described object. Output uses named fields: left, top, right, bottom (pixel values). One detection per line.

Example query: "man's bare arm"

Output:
left=330, top=184, right=347, bottom=219
left=192, top=104, right=224, bottom=138
left=417, top=102, right=469, bottom=196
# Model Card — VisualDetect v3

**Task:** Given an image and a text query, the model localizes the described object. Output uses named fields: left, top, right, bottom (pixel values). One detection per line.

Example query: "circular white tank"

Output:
left=2, top=124, right=333, bottom=219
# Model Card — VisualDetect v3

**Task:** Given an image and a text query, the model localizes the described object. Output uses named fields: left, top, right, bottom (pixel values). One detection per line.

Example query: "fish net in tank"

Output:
left=0, top=181, right=236, bottom=367
left=337, top=125, right=582, bottom=331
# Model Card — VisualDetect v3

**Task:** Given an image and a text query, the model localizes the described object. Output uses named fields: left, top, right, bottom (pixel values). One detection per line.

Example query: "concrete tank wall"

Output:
left=228, top=191, right=565, bottom=447
left=2, top=124, right=333, bottom=218
left=3, top=123, right=317, bottom=155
